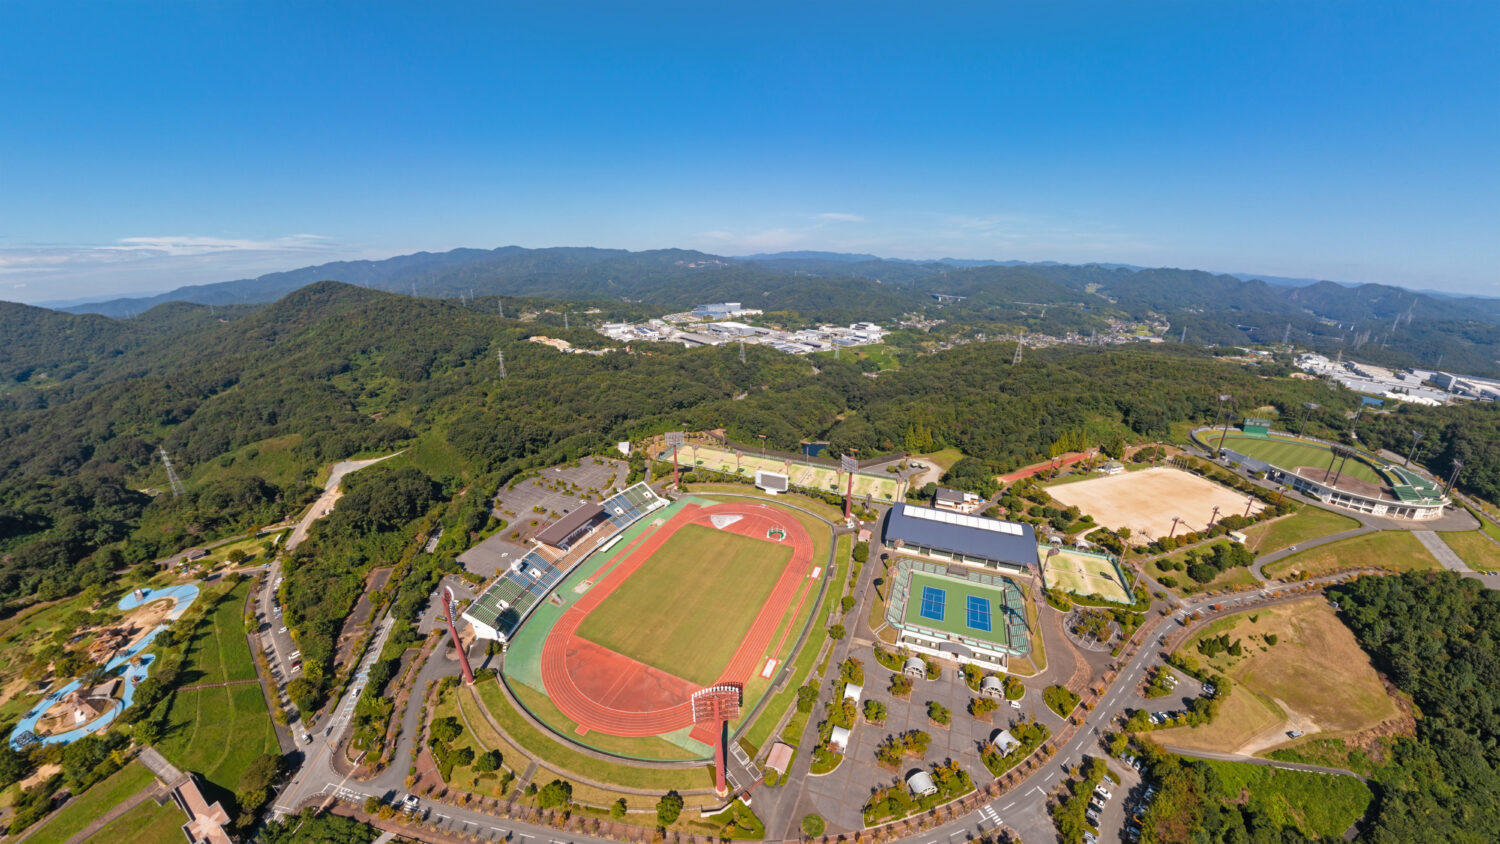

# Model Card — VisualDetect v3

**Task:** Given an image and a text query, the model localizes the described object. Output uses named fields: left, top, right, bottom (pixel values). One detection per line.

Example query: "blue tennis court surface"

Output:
left=919, top=585, right=946, bottom=621
left=966, top=596, right=992, bottom=632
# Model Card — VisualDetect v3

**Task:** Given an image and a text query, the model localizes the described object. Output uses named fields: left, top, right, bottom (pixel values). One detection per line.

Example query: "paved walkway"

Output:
left=1413, top=530, right=1472, bottom=573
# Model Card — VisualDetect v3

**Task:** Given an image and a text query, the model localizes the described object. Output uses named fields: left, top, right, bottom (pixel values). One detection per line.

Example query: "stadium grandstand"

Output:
left=463, top=482, right=666, bottom=642
left=885, top=558, right=1030, bottom=671
left=882, top=503, right=1038, bottom=573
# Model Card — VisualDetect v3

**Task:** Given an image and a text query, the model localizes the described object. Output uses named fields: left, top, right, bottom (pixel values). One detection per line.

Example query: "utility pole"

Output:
left=497, top=350, right=507, bottom=379
left=159, top=447, right=186, bottom=497
left=739, top=340, right=746, bottom=364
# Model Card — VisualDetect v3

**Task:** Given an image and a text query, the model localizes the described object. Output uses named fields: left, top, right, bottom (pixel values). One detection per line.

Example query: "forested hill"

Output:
left=4, top=279, right=1498, bottom=612
left=52, top=245, right=1500, bottom=377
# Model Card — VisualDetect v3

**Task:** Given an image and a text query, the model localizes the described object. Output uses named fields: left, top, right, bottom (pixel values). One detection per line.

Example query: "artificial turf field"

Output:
left=1216, top=435, right=1384, bottom=485
left=902, top=571, right=1014, bottom=647
left=574, top=521, right=794, bottom=687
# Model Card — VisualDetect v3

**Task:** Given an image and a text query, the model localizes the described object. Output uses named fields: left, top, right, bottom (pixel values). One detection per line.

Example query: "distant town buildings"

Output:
left=598, top=306, right=888, bottom=356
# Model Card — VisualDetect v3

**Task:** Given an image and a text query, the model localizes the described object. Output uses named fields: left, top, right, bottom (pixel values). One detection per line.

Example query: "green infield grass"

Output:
left=575, top=522, right=795, bottom=687
left=1216, top=436, right=1383, bottom=485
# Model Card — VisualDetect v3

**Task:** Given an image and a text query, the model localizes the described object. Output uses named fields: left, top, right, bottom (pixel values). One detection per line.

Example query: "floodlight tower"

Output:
left=841, top=453, right=859, bottom=520
left=692, top=684, right=743, bottom=797
left=1213, top=394, right=1233, bottom=458
left=442, top=585, right=476, bottom=685
left=1444, top=459, right=1464, bottom=496
left=1209, top=505, right=1221, bottom=527
left=666, top=431, right=685, bottom=488
left=1298, top=402, right=1320, bottom=437
left=1168, top=516, right=1183, bottom=539
left=1405, top=430, right=1424, bottom=467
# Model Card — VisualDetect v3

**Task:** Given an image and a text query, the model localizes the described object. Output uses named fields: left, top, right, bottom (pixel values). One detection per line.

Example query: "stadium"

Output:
left=480, top=490, right=829, bottom=760
left=1202, top=421, right=1450, bottom=520
left=879, top=503, right=1038, bottom=671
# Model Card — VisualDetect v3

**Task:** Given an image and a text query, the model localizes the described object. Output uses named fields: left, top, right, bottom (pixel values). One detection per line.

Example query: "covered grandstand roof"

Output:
left=535, top=502, right=606, bottom=547
left=883, top=503, right=1038, bottom=568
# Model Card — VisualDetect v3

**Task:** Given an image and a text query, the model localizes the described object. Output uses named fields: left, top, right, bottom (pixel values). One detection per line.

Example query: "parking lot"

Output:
left=458, top=458, right=629, bottom=577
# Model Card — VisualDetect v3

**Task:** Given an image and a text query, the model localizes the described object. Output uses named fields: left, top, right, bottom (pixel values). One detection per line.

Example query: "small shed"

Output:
left=989, top=729, right=1020, bottom=755
left=907, top=770, right=937, bottom=797
left=980, top=675, right=1005, bottom=698
left=843, top=683, right=863, bottom=704
left=828, top=725, right=852, bottom=753
left=902, top=656, right=927, bottom=678
left=765, top=742, right=795, bottom=775
left=1101, top=461, right=1125, bottom=475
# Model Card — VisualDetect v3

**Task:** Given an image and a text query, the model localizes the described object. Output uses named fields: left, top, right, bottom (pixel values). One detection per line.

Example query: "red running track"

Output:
left=539, top=502, right=815, bottom=737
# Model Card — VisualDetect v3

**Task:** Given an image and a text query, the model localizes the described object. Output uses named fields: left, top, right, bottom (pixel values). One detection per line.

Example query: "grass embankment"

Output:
left=24, top=762, right=156, bottom=844
left=475, top=680, right=712, bottom=791
left=157, top=580, right=277, bottom=793
left=1203, top=759, right=1372, bottom=840
left=1262, top=531, right=1440, bottom=580
left=1240, top=507, right=1360, bottom=555
left=79, top=797, right=188, bottom=844
left=508, top=682, right=699, bottom=760
left=1439, top=531, right=1500, bottom=572
left=1152, top=598, right=1401, bottom=756
left=576, top=523, right=793, bottom=686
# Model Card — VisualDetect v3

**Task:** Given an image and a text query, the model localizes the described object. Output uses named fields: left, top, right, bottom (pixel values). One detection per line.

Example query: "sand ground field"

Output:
left=1047, top=466, right=1264, bottom=541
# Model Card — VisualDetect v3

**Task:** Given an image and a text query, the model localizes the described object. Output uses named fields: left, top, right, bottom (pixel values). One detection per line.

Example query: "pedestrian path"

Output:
left=1413, top=530, right=1472, bottom=573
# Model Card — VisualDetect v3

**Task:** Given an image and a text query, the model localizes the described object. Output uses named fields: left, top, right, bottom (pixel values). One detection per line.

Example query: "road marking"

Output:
left=1001, top=801, right=1015, bottom=810
left=1029, top=786, right=1044, bottom=795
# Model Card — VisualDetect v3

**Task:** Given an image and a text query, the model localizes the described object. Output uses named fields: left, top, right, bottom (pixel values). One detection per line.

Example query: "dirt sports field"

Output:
left=1042, top=547, right=1131, bottom=603
left=1047, top=467, right=1264, bottom=541
left=537, top=500, right=814, bottom=743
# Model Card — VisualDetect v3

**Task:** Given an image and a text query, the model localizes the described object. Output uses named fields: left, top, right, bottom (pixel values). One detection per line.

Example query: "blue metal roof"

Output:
left=882, top=503, right=1038, bottom=568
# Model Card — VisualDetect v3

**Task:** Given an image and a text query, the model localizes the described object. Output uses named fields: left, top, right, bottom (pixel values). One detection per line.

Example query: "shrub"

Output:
left=927, top=701, right=952, bottom=725
left=829, top=624, right=846, bottom=640
left=536, top=779, right=572, bottom=810
left=796, top=684, right=818, bottom=712
left=1043, top=685, right=1081, bottom=717
left=888, top=673, right=914, bottom=697
left=801, top=814, right=826, bottom=837
left=864, top=699, right=887, bottom=723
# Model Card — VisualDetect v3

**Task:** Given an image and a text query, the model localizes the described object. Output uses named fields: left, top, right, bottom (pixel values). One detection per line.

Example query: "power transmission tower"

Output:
left=497, top=349, right=507, bottom=379
left=159, top=447, right=186, bottom=497
left=739, top=340, right=745, bottom=364
left=1282, top=324, right=1291, bottom=344
left=564, top=312, right=569, bottom=330
left=498, top=299, right=505, bottom=318
left=1013, top=340, right=1023, bottom=364
left=1180, top=326, right=1187, bottom=344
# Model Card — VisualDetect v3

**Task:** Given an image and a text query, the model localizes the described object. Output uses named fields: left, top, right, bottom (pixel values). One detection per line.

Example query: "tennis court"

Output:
left=919, top=585, right=946, bottom=620
left=1041, top=546, right=1132, bottom=603
left=966, top=595, right=992, bottom=631
left=903, top=572, right=1012, bottom=640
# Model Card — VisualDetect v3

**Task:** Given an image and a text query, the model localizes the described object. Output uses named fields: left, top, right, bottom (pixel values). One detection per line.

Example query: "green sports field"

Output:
left=1216, top=435, right=1385, bottom=485
left=575, top=522, right=794, bottom=686
left=903, top=572, right=1014, bottom=647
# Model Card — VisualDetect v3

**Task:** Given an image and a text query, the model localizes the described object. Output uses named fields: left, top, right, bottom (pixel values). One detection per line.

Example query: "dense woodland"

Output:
left=2, top=280, right=1498, bottom=614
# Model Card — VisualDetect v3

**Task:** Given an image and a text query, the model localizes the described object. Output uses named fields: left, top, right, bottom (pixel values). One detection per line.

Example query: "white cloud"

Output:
left=0, top=234, right=367, bottom=304
left=816, top=212, right=866, bottom=223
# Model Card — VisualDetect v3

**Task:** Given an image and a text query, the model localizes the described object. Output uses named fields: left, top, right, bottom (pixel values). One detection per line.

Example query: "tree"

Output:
left=840, top=595, right=856, bottom=613
left=236, top=752, right=283, bottom=814
left=864, top=699, right=887, bottom=723
left=852, top=541, right=870, bottom=563
left=656, top=791, right=684, bottom=827
left=473, top=749, right=502, bottom=773
left=611, top=798, right=628, bottom=819
left=536, top=779, right=573, bottom=810
left=227, top=548, right=248, bottom=564
left=264, top=809, right=378, bottom=844
left=796, top=684, right=818, bottom=713
left=286, top=677, right=320, bottom=715
left=430, top=715, right=463, bottom=744
left=829, top=624, right=846, bottom=640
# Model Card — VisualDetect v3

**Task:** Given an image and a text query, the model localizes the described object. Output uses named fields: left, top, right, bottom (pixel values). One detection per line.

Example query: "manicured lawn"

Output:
left=1204, top=759, right=1372, bottom=840
left=1145, top=540, right=1256, bottom=596
left=912, top=448, right=965, bottom=474
left=575, top=522, right=794, bottom=686
left=1216, top=436, right=1383, bottom=484
left=1241, top=507, right=1360, bottom=554
left=26, top=762, right=156, bottom=844
left=475, top=679, right=712, bottom=791
left=1153, top=597, right=1400, bottom=755
left=1262, top=531, right=1440, bottom=579
left=1439, top=530, right=1500, bottom=572
left=157, top=683, right=277, bottom=795
left=80, top=793, right=188, bottom=844
left=1469, top=507, right=1500, bottom=544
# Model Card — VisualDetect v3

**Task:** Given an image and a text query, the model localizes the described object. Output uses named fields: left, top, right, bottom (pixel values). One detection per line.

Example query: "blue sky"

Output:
left=1, top=1, right=1496, bottom=303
